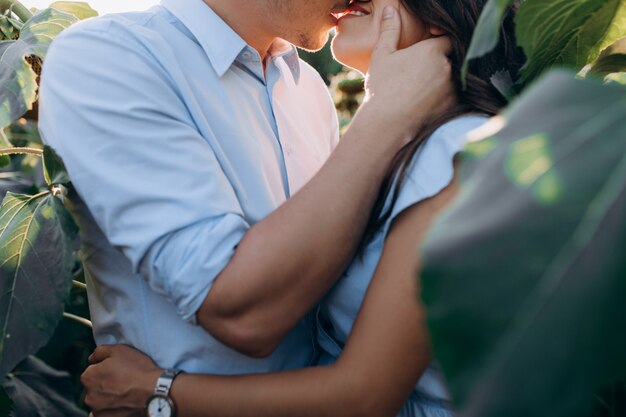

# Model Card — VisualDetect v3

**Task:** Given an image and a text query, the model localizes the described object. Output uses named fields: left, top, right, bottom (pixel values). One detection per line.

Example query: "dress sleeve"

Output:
left=387, top=116, right=488, bottom=224
left=39, top=22, right=248, bottom=324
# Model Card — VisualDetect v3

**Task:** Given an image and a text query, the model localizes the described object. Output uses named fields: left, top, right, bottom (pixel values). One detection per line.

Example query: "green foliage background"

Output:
left=0, top=0, right=625, bottom=416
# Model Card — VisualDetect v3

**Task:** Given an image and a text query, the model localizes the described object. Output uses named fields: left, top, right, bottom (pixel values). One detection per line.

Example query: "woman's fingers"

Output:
left=370, top=6, right=401, bottom=63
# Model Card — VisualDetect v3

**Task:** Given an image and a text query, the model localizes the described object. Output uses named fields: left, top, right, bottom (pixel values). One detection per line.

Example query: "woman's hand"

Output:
left=81, top=345, right=162, bottom=416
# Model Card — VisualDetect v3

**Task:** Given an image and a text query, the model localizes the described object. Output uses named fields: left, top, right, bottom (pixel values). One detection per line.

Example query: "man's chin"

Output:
left=294, top=31, right=331, bottom=52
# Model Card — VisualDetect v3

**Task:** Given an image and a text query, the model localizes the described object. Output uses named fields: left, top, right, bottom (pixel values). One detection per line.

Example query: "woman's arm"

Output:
left=82, top=178, right=459, bottom=417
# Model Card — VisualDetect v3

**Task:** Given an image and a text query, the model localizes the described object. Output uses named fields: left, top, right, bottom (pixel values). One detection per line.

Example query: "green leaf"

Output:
left=587, top=37, right=626, bottom=77
left=0, top=128, right=9, bottom=148
left=43, top=145, right=69, bottom=185
left=588, top=53, right=626, bottom=76
left=0, top=0, right=33, bottom=22
left=0, top=15, right=17, bottom=40
left=2, top=356, right=85, bottom=417
left=6, top=16, right=23, bottom=33
left=462, top=0, right=516, bottom=83
left=49, top=1, right=98, bottom=20
left=0, top=129, right=10, bottom=168
left=0, top=191, right=78, bottom=378
left=516, top=0, right=626, bottom=83
left=489, top=70, right=515, bottom=101
left=421, top=70, right=626, bottom=417
left=604, top=71, right=626, bottom=84
left=0, top=386, right=12, bottom=417
left=0, top=12, right=23, bottom=39
left=0, top=8, right=78, bottom=129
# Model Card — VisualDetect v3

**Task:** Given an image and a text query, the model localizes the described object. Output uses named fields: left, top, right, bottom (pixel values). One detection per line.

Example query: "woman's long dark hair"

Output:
left=359, top=0, right=525, bottom=248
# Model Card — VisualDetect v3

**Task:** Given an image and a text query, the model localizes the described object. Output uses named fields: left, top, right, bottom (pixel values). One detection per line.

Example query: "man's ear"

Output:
left=429, top=26, right=446, bottom=36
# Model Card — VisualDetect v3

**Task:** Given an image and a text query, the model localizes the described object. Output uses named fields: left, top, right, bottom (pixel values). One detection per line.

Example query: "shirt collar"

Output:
left=268, top=39, right=301, bottom=84
left=161, top=0, right=301, bottom=82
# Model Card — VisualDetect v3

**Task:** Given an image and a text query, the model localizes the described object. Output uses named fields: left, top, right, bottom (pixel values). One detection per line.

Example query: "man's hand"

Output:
left=361, top=5, right=454, bottom=142
left=81, top=345, right=162, bottom=417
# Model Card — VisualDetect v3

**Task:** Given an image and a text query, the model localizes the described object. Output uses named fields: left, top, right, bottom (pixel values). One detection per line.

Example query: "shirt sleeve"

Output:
left=39, top=22, right=248, bottom=323
left=388, top=116, right=489, bottom=224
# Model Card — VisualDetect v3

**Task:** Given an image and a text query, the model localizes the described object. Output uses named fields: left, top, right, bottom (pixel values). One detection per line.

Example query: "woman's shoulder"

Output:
left=406, top=114, right=489, bottom=183
left=387, top=114, right=489, bottom=222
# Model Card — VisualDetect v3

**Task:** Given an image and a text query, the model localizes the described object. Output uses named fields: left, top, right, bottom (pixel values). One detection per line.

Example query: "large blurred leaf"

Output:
left=48, top=2, right=98, bottom=20
left=0, top=387, right=12, bottom=417
left=516, top=0, right=626, bottom=83
left=0, top=8, right=77, bottom=129
left=421, top=70, right=626, bottom=417
left=0, top=191, right=77, bottom=378
left=462, top=0, right=516, bottom=82
left=2, top=356, right=85, bottom=417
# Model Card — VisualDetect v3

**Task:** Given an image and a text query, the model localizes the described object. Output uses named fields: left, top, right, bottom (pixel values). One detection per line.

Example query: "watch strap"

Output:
left=154, top=368, right=181, bottom=396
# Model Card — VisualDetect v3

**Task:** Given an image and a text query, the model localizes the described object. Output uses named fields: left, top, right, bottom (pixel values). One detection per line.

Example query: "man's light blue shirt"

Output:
left=39, top=0, right=339, bottom=373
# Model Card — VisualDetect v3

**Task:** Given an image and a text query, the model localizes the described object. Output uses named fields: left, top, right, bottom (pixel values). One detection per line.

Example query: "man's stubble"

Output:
left=267, top=0, right=329, bottom=51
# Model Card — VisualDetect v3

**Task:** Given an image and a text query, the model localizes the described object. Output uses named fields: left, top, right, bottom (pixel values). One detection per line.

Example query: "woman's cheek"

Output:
left=332, top=29, right=377, bottom=70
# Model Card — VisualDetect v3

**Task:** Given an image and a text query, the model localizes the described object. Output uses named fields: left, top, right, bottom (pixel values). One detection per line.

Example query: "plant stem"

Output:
left=63, top=312, right=93, bottom=329
left=0, top=0, right=33, bottom=22
left=72, top=280, right=87, bottom=290
left=0, top=147, right=43, bottom=157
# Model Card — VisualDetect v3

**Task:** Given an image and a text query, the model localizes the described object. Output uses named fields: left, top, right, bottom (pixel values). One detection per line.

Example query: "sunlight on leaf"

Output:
left=464, top=137, right=500, bottom=159
left=467, top=115, right=507, bottom=143
left=505, top=134, right=552, bottom=186
left=533, top=171, right=562, bottom=206
left=48, top=2, right=98, bottom=20
left=605, top=72, right=626, bottom=85
left=504, top=133, right=563, bottom=205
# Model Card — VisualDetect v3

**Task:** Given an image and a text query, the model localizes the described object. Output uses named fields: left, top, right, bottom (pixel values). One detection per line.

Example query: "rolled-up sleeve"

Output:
left=39, top=23, right=248, bottom=323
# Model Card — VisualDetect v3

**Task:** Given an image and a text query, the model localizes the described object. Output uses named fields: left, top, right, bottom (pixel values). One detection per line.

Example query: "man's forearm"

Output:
left=197, top=16, right=453, bottom=354
left=197, top=103, right=413, bottom=356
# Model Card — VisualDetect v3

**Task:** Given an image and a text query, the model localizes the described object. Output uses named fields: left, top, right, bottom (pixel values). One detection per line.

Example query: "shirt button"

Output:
left=241, top=51, right=252, bottom=60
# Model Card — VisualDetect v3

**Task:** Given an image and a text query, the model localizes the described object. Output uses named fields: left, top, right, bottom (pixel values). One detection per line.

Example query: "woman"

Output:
left=82, top=0, right=524, bottom=416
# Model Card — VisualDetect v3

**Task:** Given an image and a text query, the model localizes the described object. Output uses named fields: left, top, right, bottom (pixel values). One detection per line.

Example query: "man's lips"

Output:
left=329, top=0, right=354, bottom=22
left=331, top=3, right=371, bottom=21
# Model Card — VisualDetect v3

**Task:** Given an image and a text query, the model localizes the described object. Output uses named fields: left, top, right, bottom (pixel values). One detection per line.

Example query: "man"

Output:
left=40, top=0, right=451, bottom=402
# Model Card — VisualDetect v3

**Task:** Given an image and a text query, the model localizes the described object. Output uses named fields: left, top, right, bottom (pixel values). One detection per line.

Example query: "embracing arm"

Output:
left=83, top=177, right=459, bottom=417
left=195, top=15, right=453, bottom=356
left=41, top=8, right=451, bottom=357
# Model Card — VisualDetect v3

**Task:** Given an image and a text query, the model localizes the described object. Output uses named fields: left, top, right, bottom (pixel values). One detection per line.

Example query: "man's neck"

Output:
left=203, top=0, right=277, bottom=62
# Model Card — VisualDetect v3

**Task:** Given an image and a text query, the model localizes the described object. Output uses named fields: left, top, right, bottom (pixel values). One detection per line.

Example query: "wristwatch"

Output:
left=145, top=368, right=181, bottom=417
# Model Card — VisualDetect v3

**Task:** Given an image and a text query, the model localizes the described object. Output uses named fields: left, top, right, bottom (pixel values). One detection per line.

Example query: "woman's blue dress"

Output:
left=315, top=115, right=488, bottom=417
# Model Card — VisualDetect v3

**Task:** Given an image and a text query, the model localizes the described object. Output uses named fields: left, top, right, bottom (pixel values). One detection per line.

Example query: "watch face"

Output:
left=147, top=395, right=173, bottom=417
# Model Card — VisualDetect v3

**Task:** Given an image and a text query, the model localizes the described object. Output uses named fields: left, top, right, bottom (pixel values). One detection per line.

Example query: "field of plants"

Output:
left=0, top=0, right=625, bottom=416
